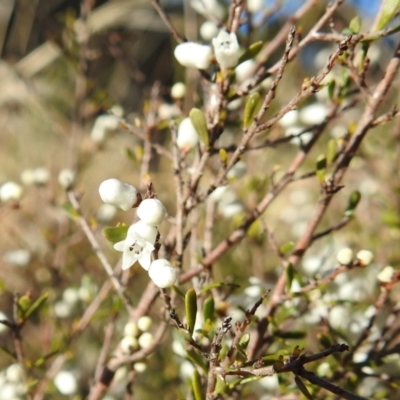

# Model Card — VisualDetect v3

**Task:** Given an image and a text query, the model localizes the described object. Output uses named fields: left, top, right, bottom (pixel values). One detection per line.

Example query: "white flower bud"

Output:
left=6, top=364, right=24, bottom=382
left=0, top=311, right=9, bottom=334
left=158, top=103, right=181, bottom=120
left=235, top=59, right=255, bottom=83
left=0, top=181, right=23, bottom=202
left=3, top=249, right=31, bottom=267
left=133, top=362, right=147, bottom=373
left=90, top=114, right=120, bottom=142
left=120, top=336, right=139, bottom=354
left=148, top=259, right=178, bottom=288
left=62, top=288, right=80, bottom=305
left=247, top=0, right=263, bottom=13
left=299, top=103, right=328, bottom=125
left=208, top=186, right=228, bottom=202
left=137, top=316, right=152, bottom=332
left=20, top=169, right=35, bottom=186
left=278, top=110, right=299, bottom=128
left=212, top=31, right=241, bottom=69
left=191, top=0, right=226, bottom=20
left=171, top=82, right=186, bottom=99
left=58, top=169, right=76, bottom=188
left=54, top=301, right=74, bottom=318
left=200, top=21, right=219, bottom=41
left=97, top=204, right=117, bottom=223
left=124, top=321, right=140, bottom=337
left=99, top=179, right=140, bottom=211
left=174, top=42, right=212, bottom=70
left=356, top=249, right=374, bottom=266
left=377, top=266, right=395, bottom=283
left=32, top=167, right=50, bottom=185
left=54, top=371, right=78, bottom=395
left=336, top=248, right=354, bottom=265
left=138, top=332, right=154, bottom=349
left=136, top=198, right=166, bottom=226
left=177, top=117, right=199, bottom=150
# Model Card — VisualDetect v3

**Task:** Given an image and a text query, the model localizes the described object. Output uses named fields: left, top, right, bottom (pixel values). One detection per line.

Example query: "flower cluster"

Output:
left=99, top=179, right=178, bottom=288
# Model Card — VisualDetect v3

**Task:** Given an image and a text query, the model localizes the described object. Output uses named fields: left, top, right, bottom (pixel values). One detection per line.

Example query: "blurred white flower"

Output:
left=356, top=250, right=374, bottom=266
left=54, top=301, right=74, bottom=319
left=200, top=21, right=219, bottom=41
left=191, top=0, right=225, bottom=20
left=20, top=169, right=36, bottom=186
left=278, top=109, right=299, bottom=128
left=6, top=364, right=24, bottom=383
left=138, top=332, right=154, bottom=349
left=90, top=114, right=120, bottom=142
left=247, top=0, right=264, bottom=13
left=171, top=82, right=186, bottom=99
left=179, top=360, right=195, bottom=380
left=174, top=42, right=212, bottom=70
left=148, top=259, right=178, bottom=288
left=212, top=31, right=241, bottom=69
left=208, top=185, right=228, bottom=203
left=218, top=199, right=244, bottom=219
left=0, top=181, right=23, bottom=202
left=96, top=203, right=117, bottom=223
left=133, top=362, right=147, bottom=373
left=137, top=316, right=152, bottom=332
left=3, top=249, right=31, bottom=267
left=336, top=248, right=353, bottom=265
left=32, top=167, right=50, bottom=185
left=317, top=362, right=332, bottom=377
left=235, top=59, right=255, bottom=83
left=99, top=179, right=140, bottom=211
left=54, top=371, right=78, bottom=395
left=120, top=336, right=139, bottom=354
left=258, top=375, right=279, bottom=391
left=299, top=103, right=328, bottom=125
left=285, top=126, right=313, bottom=146
left=124, top=321, right=140, bottom=337
left=62, top=288, right=80, bottom=305
left=177, top=117, right=199, bottom=150
left=136, top=198, right=166, bottom=226
left=377, top=266, right=395, bottom=283
left=158, top=103, right=181, bottom=120
left=58, top=169, right=75, bottom=188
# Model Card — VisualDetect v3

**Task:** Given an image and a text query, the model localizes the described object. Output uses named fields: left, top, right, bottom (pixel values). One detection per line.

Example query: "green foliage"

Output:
left=102, top=224, right=129, bottom=243
left=189, top=108, right=209, bottom=148
left=377, top=0, right=400, bottom=30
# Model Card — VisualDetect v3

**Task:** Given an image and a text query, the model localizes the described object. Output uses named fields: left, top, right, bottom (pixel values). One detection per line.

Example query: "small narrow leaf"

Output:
left=295, top=376, right=315, bottom=400
left=326, top=139, right=337, bottom=165
left=286, top=263, right=294, bottom=292
left=171, top=285, right=186, bottom=299
left=102, top=224, right=129, bottom=244
left=189, top=108, right=209, bottom=148
left=238, top=41, right=263, bottom=64
left=377, top=0, right=400, bottom=30
left=280, top=241, right=294, bottom=255
left=191, top=369, right=203, bottom=400
left=124, top=147, right=139, bottom=165
left=344, top=190, right=361, bottom=217
left=25, top=292, right=49, bottom=319
left=327, top=80, right=336, bottom=100
left=214, top=375, right=228, bottom=395
left=186, top=349, right=208, bottom=373
left=219, top=148, right=227, bottom=164
left=315, top=154, right=327, bottom=184
left=239, top=333, right=250, bottom=349
left=203, top=296, right=215, bottom=323
left=61, top=202, right=79, bottom=220
left=243, top=92, right=261, bottom=128
left=17, top=295, right=32, bottom=319
left=349, top=16, right=362, bottom=34
left=185, top=288, right=198, bottom=335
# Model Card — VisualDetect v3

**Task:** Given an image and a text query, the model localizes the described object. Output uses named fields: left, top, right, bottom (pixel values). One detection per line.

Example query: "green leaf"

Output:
left=327, top=79, right=336, bottom=100
left=219, top=148, right=227, bottom=164
left=243, top=92, right=261, bottom=128
left=286, top=263, right=294, bottom=292
left=203, top=296, right=215, bottom=323
left=189, top=108, right=209, bottom=148
left=186, top=349, right=208, bottom=373
left=238, top=41, right=263, bottom=64
left=17, top=295, right=32, bottom=319
left=280, top=241, right=294, bottom=255
left=61, top=202, right=79, bottom=220
left=102, top=224, right=129, bottom=244
left=247, top=219, right=262, bottom=239
left=326, top=139, right=337, bottom=165
left=377, top=0, right=400, bottom=30
left=349, top=16, right=362, bottom=34
left=345, top=190, right=361, bottom=217
left=215, top=375, right=228, bottom=394
left=315, top=154, right=327, bottom=184
left=25, top=292, right=49, bottom=319
left=295, top=376, right=314, bottom=399
left=171, top=285, right=186, bottom=300
left=185, top=288, right=197, bottom=335
left=239, top=333, right=250, bottom=349
left=191, top=369, right=203, bottom=400
left=123, top=147, right=139, bottom=165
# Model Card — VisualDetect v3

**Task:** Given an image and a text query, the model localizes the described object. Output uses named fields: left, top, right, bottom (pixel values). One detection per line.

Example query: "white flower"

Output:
left=97, top=204, right=117, bottom=223
left=124, top=321, right=139, bottom=337
left=212, top=31, right=241, bottom=69
left=148, top=259, right=178, bottom=288
left=32, top=167, right=50, bottom=185
left=0, top=181, right=23, bottom=202
left=114, top=222, right=156, bottom=270
left=133, top=362, right=147, bottom=373
left=6, top=364, right=24, bottom=382
left=3, top=249, right=31, bottom=267
left=208, top=186, right=228, bottom=202
left=278, top=109, right=299, bottom=128
left=174, top=42, right=212, bottom=70
left=171, top=82, right=186, bottom=99
left=137, top=198, right=166, bottom=226
left=247, top=0, right=263, bottom=13
left=90, top=114, right=120, bottom=142
left=191, top=0, right=225, bottom=20
left=20, top=169, right=35, bottom=185
left=235, top=59, right=255, bottom=83
left=200, top=21, right=219, bottom=41
left=158, top=103, right=181, bottom=120
left=356, top=249, right=374, bottom=266
left=138, top=332, right=154, bottom=349
left=120, top=336, right=139, bottom=354
left=377, top=266, right=395, bottom=283
left=54, top=371, right=78, bottom=395
left=137, top=316, right=152, bottom=332
left=336, top=248, right=354, bottom=265
left=299, top=103, right=328, bottom=125
left=58, top=169, right=76, bottom=188
left=177, top=117, right=199, bottom=150
left=99, top=178, right=140, bottom=211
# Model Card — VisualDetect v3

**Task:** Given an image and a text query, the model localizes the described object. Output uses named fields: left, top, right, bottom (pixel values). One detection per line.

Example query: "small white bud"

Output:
left=278, top=110, right=299, bottom=128
left=377, top=266, right=395, bottom=283
left=0, top=181, right=23, bottom=202
left=208, top=186, right=228, bottom=202
left=235, top=59, right=255, bottom=83
left=54, top=301, right=74, bottom=319
left=133, top=362, right=147, bottom=373
left=62, top=288, right=80, bottom=305
left=212, top=31, right=241, bottom=69
left=32, top=167, right=50, bottom=185
left=120, top=336, right=139, bottom=354
left=90, top=114, right=120, bottom=142
left=171, top=82, right=186, bottom=99
left=58, top=169, right=76, bottom=188
left=138, top=332, right=154, bottom=349
left=124, top=321, right=140, bottom=337
left=174, top=42, right=212, bottom=70
left=97, top=204, right=117, bottom=223
left=6, top=364, right=24, bottom=382
left=54, top=371, right=78, bottom=395
left=148, top=259, right=178, bottom=288
left=3, top=249, right=31, bottom=267
left=200, top=21, right=219, bottom=41
left=158, top=103, right=181, bottom=120
left=137, top=316, right=152, bottom=332
left=99, top=179, right=140, bottom=211
left=20, top=169, right=35, bottom=186
left=356, top=249, right=374, bottom=266
left=177, top=117, right=199, bottom=150
left=247, top=0, right=263, bottom=13
left=136, top=198, right=166, bottom=226
left=336, top=248, right=354, bottom=265
left=299, top=103, right=328, bottom=125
